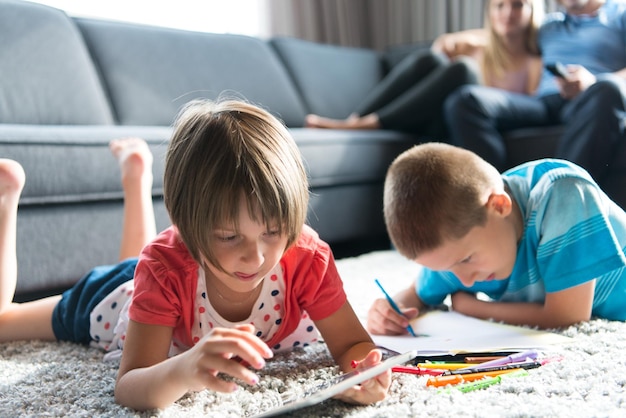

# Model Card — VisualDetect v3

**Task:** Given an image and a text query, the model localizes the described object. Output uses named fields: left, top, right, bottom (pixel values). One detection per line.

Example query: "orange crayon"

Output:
left=426, top=368, right=523, bottom=388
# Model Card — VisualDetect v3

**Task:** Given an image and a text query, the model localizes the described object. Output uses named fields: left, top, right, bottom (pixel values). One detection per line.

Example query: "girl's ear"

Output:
left=487, top=192, right=513, bottom=216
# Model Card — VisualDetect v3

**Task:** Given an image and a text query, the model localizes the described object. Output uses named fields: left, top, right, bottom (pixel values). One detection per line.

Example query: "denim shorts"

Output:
left=51, top=258, right=138, bottom=344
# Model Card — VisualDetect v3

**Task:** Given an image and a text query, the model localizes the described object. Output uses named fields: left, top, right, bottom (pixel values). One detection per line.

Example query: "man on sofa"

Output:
left=443, top=0, right=626, bottom=186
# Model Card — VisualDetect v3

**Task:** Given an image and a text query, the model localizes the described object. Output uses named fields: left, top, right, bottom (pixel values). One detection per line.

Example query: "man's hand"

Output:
left=556, top=65, right=596, bottom=99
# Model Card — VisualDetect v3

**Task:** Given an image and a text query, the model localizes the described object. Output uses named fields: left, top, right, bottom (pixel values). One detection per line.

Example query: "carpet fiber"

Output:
left=2, top=250, right=626, bottom=417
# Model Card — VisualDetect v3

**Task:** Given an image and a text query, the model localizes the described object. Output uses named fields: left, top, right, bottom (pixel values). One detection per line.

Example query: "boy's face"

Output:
left=203, top=197, right=289, bottom=294
left=414, top=194, right=520, bottom=287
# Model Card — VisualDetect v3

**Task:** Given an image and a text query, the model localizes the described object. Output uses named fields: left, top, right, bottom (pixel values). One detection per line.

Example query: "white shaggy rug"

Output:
left=2, top=250, right=626, bottom=417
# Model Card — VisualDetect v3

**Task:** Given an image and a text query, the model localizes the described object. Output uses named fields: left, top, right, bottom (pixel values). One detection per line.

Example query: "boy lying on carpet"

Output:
left=367, top=142, right=626, bottom=336
left=0, top=100, right=391, bottom=411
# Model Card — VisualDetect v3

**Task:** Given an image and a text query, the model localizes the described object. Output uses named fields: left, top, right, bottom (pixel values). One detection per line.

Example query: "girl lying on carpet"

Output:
left=0, top=99, right=391, bottom=410
left=368, top=142, right=626, bottom=336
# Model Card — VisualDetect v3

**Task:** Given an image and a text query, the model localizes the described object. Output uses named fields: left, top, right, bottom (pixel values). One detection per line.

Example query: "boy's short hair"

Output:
left=384, top=142, right=502, bottom=259
left=164, top=99, right=309, bottom=270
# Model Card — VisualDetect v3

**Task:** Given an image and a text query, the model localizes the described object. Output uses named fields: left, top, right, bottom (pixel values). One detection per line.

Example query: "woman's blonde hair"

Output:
left=164, top=99, right=309, bottom=271
left=481, top=0, right=544, bottom=80
left=384, top=143, right=503, bottom=260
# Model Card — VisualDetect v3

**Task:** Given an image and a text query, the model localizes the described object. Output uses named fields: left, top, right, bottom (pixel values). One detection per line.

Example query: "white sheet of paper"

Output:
left=372, top=310, right=572, bottom=355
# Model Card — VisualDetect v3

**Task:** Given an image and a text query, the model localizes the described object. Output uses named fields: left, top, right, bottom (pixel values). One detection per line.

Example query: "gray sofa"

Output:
left=4, top=0, right=420, bottom=300
left=5, top=0, right=626, bottom=301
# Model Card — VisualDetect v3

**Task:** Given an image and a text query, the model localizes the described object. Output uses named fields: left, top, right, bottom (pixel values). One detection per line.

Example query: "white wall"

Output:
left=29, top=0, right=271, bottom=37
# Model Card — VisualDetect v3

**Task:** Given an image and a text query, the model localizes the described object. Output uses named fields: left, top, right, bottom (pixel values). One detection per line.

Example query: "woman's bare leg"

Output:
left=109, top=137, right=156, bottom=261
left=304, top=113, right=381, bottom=130
left=0, top=159, right=59, bottom=341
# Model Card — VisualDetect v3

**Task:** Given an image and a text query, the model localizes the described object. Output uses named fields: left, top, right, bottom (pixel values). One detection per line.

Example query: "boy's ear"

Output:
left=487, top=192, right=513, bottom=216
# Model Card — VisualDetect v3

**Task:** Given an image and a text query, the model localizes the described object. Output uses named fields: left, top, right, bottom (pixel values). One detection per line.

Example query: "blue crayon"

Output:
left=374, top=278, right=417, bottom=337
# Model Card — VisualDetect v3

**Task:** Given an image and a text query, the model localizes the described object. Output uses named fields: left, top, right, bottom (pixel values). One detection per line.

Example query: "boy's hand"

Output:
left=333, top=349, right=391, bottom=405
left=173, top=324, right=273, bottom=393
left=366, top=298, right=419, bottom=335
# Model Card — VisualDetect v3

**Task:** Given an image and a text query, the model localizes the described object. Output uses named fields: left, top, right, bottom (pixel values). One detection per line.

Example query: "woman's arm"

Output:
left=450, top=280, right=595, bottom=328
left=431, top=28, right=488, bottom=60
left=526, top=55, right=544, bottom=94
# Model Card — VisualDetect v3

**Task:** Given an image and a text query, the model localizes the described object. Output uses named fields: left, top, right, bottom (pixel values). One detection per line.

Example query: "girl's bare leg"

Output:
left=0, top=159, right=59, bottom=341
left=304, top=113, right=381, bottom=130
left=0, top=159, right=24, bottom=313
left=109, top=137, right=156, bottom=261
left=0, top=141, right=156, bottom=343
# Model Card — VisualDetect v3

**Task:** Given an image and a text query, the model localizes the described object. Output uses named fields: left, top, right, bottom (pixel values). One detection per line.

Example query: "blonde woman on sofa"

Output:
left=305, top=0, right=544, bottom=137
left=0, top=100, right=392, bottom=411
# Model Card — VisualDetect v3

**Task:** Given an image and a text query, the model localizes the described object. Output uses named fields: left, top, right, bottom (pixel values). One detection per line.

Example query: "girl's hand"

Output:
left=333, top=349, right=391, bottom=405
left=367, top=297, right=418, bottom=335
left=115, top=322, right=273, bottom=410
left=173, top=324, right=273, bottom=393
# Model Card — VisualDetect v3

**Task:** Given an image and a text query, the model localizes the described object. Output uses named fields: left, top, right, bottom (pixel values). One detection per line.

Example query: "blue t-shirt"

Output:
left=416, top=160, right=626, bottom=321
left=537, top=0, right=626, bottom=96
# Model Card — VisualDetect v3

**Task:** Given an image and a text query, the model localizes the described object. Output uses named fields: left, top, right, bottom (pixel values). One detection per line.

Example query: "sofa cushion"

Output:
left=0, top=125, right=171, bottom=204
left=503, top=125, right=626, bottom=210
left=291, top=128, right=416, bottom=243
left=504, top=125, right=562, bottom=168
left=0, top=124, right=174, bottom=297
left=270, top=36, right=385, bottom=119
left=290, top=128, right=416, bottom=188
left=0, top=0, right=114, bottom=125
left=75, top=18, right=308, bottom=128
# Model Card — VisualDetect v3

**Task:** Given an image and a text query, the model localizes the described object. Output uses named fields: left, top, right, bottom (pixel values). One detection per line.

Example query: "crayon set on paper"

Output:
left=390, top=349, right=561, bottom=393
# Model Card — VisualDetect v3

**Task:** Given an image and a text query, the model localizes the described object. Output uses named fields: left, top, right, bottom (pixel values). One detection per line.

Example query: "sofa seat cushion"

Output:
left=0, top=125, right=171, bottom=205
left=270, top=37, right=385, bottom=119
left=1, top=124, right=416, bottom=208
left=291, top=128, right=417, bottom=188
left=504, top=125, right=562, bottom=168
left=0, top=0, right=114, bottom=125
left=76, top=18, right=308, bottom=128
left=0, top=124, right=173, bottom=297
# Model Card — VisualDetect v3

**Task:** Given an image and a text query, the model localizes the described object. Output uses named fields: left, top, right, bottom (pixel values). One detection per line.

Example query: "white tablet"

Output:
left=251, top=350, right=418, bottom=418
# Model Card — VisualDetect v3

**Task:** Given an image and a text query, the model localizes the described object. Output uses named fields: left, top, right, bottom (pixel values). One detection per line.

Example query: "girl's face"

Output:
left=414, top=197, right=520, bottom=287
left=489, top=0, right=534, bottom=38
left=204, top=197, right=289, bottom=294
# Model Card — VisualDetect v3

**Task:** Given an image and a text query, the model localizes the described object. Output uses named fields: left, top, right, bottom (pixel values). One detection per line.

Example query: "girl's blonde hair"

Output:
left=481, top=0, right=544, bottom=80
left=164, top=99, right=309, bottom=270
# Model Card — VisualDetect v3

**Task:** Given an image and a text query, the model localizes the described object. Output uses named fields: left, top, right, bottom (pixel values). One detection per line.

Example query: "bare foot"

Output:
left=0, top=160, right=25, bottom=208
left=305, top=113, right=381, bottom=130
left=0, top=160, right=24, bottom=313
left=111, top=138, right=157, bottom=260
left=109, top=137, right=153, bottom=190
